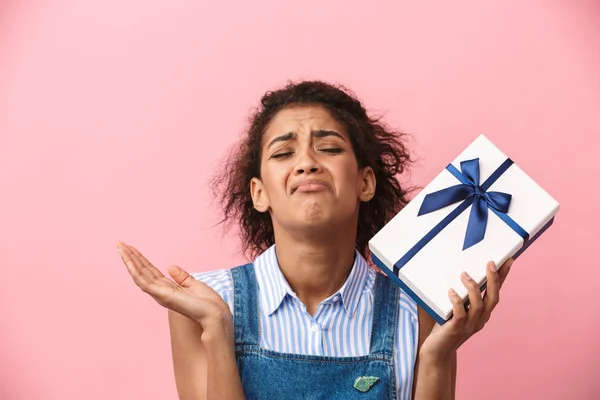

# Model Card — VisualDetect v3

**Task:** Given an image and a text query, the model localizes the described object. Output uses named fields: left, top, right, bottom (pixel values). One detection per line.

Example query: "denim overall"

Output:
left=230, top=263, right=400, bottom=400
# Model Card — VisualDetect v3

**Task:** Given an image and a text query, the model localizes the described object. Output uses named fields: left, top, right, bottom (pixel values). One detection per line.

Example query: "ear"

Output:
left=358, top=166, right=376, bottom=202
left=250, top=177, right=270, bottom=212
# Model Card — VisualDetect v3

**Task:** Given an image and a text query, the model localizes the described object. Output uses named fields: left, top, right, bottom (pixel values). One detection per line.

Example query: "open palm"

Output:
left=117, top=242, right=230, bottom=327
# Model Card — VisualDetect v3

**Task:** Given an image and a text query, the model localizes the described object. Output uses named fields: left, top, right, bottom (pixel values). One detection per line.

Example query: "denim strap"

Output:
left=231, top=263, right=260, bottom=347
left=369, top=273, right=399, bottom=358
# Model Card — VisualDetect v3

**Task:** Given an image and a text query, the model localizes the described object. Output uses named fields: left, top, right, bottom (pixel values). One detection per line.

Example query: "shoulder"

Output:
left=368, top=269, right=419, bottom=328
left=191, top=268, right=233, bottom=292
left=397, top=286, right=419, bottom=326
left=190, top=268, right=235, bottom=314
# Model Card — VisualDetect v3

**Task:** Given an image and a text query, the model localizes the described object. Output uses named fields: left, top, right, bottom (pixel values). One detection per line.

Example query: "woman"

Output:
left=117, top=80, right=513, bottom=400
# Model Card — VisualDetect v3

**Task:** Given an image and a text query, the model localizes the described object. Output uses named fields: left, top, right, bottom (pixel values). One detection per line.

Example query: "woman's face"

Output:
left=250, top=105, right=375, bottom=234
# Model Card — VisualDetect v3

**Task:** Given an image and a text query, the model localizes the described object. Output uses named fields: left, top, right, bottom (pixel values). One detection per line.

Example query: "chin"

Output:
left=298, top=200, right=328, bottom=221
left=296, top=206, right=349, bottom=229
left=275, top=200, right=356, bottom=232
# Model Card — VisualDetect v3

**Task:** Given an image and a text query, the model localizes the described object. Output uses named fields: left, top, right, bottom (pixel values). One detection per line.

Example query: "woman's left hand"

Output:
left=419, top=258, right=514, bottom=361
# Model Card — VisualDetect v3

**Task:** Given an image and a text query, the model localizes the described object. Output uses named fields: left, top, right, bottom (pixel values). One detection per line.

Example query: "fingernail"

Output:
left=461, top=271, right=472, bottom=280
left=449, top=288, right=458, bottom=297
left=488, top=262, right=496, bottom=272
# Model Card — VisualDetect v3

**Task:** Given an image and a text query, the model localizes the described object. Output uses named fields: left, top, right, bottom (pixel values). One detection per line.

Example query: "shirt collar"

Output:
left=254, top=245, right=291, bottom=316
left=253, top=245, right=370, bottom=318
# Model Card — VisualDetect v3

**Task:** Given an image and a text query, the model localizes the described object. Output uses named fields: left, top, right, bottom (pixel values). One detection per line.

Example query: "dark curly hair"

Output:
left=210, top=80, right=414, bottom=261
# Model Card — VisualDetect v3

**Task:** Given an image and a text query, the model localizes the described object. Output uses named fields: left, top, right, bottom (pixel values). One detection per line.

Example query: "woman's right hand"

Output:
left=116, top=241, right=233, bottom=342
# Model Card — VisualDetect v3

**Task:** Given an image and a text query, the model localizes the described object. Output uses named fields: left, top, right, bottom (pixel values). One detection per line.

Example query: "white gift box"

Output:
left=368, top=134, right=560, bottom=325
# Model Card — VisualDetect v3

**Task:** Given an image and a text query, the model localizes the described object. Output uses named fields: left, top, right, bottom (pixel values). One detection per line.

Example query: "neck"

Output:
left=272, top=222, right=358, bottom=316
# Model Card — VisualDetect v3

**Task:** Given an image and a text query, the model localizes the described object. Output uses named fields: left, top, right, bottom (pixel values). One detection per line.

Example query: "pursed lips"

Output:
left=290, top=180, right=332, bottom=194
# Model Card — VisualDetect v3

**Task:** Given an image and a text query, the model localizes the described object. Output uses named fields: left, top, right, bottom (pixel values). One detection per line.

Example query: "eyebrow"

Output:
left=266, top=130, right=345, bottom=149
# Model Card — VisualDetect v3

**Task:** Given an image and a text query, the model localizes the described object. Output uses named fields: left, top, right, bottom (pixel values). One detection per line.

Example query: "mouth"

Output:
left=290, top=180, right=331, bottom=194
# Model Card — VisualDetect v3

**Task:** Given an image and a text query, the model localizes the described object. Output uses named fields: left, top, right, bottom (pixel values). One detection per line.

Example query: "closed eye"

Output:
left=320, top=148, right=343, bottom=154
left=270, top=151, right=293, bottom=159
left=270, top=147, right=343, bottom=159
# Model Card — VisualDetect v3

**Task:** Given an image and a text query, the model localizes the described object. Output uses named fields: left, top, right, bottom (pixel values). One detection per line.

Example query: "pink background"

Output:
left=1, top=1, right=598, bottom=399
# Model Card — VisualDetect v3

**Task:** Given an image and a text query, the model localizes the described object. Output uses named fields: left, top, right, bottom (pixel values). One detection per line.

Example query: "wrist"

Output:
left=418, top=348, right=454, bottom=369
left=201, top=317, right=234, bottom=346
left=414, top=354, right=454, bottom=400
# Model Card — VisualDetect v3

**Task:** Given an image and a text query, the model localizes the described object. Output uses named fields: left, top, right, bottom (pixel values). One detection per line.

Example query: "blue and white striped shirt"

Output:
left=192, top=245, right=419, bottom=400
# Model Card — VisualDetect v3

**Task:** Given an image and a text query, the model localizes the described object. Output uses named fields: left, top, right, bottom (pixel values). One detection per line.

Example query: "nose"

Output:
left=294, top=148, right=322, bottom=175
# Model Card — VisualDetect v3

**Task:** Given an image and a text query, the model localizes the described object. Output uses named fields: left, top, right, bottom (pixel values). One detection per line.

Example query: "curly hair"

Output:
left=210, top=80, right=414, bottom=261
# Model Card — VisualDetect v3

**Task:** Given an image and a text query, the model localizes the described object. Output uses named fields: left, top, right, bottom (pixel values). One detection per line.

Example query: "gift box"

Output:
left=368, top=134, right=560, bottom=325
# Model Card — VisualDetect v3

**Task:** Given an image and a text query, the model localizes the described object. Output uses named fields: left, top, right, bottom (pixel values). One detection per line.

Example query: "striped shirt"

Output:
left=191, top=245, right=419, bottom=400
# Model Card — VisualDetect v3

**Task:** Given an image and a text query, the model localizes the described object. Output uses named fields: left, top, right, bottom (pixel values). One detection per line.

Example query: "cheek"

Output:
left=260, top=167, right=290, bottom=199
left=335, top=161, right=362, bottom=192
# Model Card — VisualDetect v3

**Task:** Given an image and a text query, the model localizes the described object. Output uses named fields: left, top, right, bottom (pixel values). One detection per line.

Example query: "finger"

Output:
left=498, top=258, right=514, bottom=288
left=168, top=265, right=194, bottom=287
left=127, top=244, right=164, bottom=280
left=480, top=261, right=500, bottom=325
left=121, top=252, right=176, bottom=301
left=117, top=243, right=162, bottom=292
left=119, top=246, right=154, bottom=290
left=461, top=271, right=484, bottom=332
left=118, top=244, right=154, bottom=283
left=120, top=243, right=162, bottom=283
left=448, top=288, right=467, bottom=326
left=117, top=243, right=136, bottom=274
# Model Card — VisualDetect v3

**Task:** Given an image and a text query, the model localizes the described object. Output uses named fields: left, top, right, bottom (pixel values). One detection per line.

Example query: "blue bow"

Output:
left=418, top=158, right=512, bottom=250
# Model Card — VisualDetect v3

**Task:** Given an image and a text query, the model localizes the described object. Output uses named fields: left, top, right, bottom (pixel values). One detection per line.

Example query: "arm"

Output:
left=117, top=243, right=246, bottom=399
left=412, top=307, right=457, bottom=400
left=169, top=309, right=246, bottom=400
left=411, top=258, right=513, bottom=399
left=169, top=310, right=209, bottom=400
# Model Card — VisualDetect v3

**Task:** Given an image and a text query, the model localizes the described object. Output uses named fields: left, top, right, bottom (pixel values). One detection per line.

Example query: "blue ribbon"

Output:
left=419, top=158, right=512, bottom=250
left=393, top=157, right=529, bottom=274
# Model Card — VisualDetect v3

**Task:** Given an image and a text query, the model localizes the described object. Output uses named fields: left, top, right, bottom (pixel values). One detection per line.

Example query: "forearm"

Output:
left=169, top=310, right=245, bottom=400
left=202, top=329, right=246, bottom=400
left=414, top=352, right=455, bottom=400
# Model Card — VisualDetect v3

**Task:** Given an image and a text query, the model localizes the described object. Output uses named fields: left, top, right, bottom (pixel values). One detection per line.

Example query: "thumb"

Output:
left=168, top=265, right=193, bottom=286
